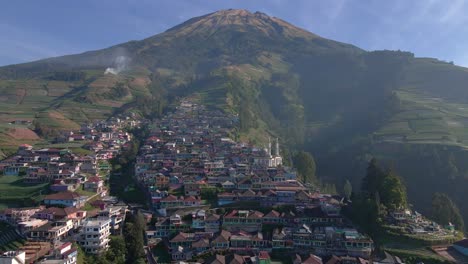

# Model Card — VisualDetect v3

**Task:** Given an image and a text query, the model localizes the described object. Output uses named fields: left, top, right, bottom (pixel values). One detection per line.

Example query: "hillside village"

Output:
left=0, top=99, right=465, bottom=264
left=0, top=116, right=138, bottom=263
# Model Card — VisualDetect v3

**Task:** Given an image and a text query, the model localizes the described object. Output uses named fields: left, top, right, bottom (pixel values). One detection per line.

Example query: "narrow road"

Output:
left=145, top=246, right=157, bottom=264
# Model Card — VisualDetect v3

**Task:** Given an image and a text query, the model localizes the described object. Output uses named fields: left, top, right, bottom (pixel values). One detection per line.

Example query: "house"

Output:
left=78, top=219, right=111, bottom=254
left=192, top=238, right=210, bottom=254
left=299, top=254, right=323, bottom=264
left=0, top=207, right=44, bottom=224
left=19, top=241, right=52, bottom=263
left=221, top=181, right=236, bottom=190
left=223, top=210, right=264, bottom=232
left=205, top=254, right=247, bottom=264
left=0, top=251, right=26, bottom=264
left=205, top=213, right=221, bottom=233
left=50, top=179, right=79, bottom=192
left=373, top=252, right=403, bottom=264
left=341, top=229, right=373, bottom=258
left=272, top=227, right=293, bottom=249
left=98, top=206, right=127, bottom=234
left=263, top=210, right=282, bottom=225
left=68, top=134, right=85, bottom=142
left=184, top=182, right=201, bottom=196
left=236, top=178, right=253, bottom=190
left=83, top=176, right=104, bottom=193
left=18, top=219, right=49, bottom=234
left=169, top=232, right=195, bottom=251
left=160, top=195, right=201, bottom=209
left=28, top=220, right=74, bottom=243
left=39, top=242, right=78, bottom=264
left=217, top=192, right=237, bottom=206
left=33, top=207, right=84, bottom=221
left=211, top=230, right=231, bottom=250
left=191, top=210, right=205, bottom=230
left=43, top=192, right=86, bottom=208
left=154, top=173, right=170, bottom=189
left=171, top=246, right=192, bottom=261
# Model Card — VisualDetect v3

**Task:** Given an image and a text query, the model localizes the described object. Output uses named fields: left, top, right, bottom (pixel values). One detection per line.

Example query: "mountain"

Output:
left=2, top=9, right=468, bottom=223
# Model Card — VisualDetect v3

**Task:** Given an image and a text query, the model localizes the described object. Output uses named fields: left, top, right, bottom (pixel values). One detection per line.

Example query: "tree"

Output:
left=343, top=180, right=352, bottom=200
left=361, top=158, right=385, bottom=198
left=348, top=193, right=379, bottom=236
left=431, top=193, right=464, bottom=231
left=379, top=171, right=407, bottom=210
left=293, top=151, right=316, bottom=184
left=124, top=212, right=146, bottom=263
left=104, top=236, right=127, bottom=264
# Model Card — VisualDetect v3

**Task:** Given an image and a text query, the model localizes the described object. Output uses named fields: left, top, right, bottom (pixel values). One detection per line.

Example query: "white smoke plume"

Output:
left=105, top=56, right=129, bottom=75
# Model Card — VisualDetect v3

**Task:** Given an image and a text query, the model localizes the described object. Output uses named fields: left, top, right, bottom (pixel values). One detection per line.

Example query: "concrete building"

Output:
left=78, top=219, right=111, bottom=254
left=0, top=251, right=26, bottom=264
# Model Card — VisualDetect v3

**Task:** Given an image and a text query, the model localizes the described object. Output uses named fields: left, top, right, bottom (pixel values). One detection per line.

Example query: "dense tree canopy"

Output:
left=361, top=158, right=385, bottom=197
left=124, top=212, right=147, bottom=263
left=431, top=192, right=465, bottom=231
left=361, top=159, right=407, bottom=210
left=379, top=171, right=407, bottom=210
left=293, top=151, right=316, bottom=184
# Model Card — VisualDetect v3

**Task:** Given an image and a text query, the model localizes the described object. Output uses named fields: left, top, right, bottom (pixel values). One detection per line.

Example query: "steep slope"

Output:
left=2, top=9, right=468, bottom=223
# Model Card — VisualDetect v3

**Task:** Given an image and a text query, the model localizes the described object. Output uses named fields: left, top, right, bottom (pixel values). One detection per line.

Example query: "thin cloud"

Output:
left=439, top=0, right=465, bottom=24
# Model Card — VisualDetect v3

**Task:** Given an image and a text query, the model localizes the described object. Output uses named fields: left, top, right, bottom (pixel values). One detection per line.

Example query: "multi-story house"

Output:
left=0, top=251, right=26, bottom=264
left=223, top=210, right=264, bottom=232
left=160, top=195, right=201, bottom=209
left=0, top=207, right=44, bottom=225
left=43, top=192, right=86, bottom=208
left=28, top=220, right=74, bottom=244
left=191, top=210, right=205, bottom=230
left=78, top=219, right=111, bottom=254
left=97, top=206, right=126, bottom=234
left=184, top=182, right=201, bottom=196
left=204, top=213, right=221, bottom=233
left=83, top=176, right=104, bottom=193
left=211, top=230, right=231, bottom=250
left=272, top=227, right=294, bottom=249
left=39, top=242, right=78, bottom=264
left=151, top=214, right=191, bottom=238
left=169, top=232, right=195, bottom=252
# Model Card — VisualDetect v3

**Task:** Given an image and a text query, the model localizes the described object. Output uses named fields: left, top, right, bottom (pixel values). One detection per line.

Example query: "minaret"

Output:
left=268, top=137, right=272, bottom=157
left=276, top=138, right=280, bottom=156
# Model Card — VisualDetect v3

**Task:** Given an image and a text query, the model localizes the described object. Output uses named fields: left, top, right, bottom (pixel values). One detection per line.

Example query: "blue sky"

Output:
left=1, top=0, right=468, bottom=66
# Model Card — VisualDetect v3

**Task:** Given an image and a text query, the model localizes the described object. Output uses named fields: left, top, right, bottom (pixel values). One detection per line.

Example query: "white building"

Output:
left=78, top=219, right=111, bottom=254
left=0, top=251, right=25, bottom=264
left=253, top=138, right=283, bottom=168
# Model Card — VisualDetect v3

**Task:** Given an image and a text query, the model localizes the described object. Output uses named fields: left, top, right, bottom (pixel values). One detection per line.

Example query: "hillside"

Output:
left=2, top=9, right=468, bottom=223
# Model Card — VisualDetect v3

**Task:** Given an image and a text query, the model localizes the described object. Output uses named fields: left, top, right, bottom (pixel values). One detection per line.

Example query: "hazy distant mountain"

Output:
left=2, top=9, right=468, bottom=222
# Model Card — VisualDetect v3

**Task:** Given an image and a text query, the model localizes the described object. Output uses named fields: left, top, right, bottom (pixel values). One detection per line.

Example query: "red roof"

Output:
left=86, top=176, right=102, bottom=183
left=58, top=242, right=72, bottom=250
left=162, top=195, right=178, bottom=202
left=258, top=251, right=270, bottom=260
left=184, top=196, right=199, bottom=202
left=44, top=191, right=81, bottom=201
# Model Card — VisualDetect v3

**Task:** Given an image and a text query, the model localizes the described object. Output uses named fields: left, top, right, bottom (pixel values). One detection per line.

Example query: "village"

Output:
left=0, top=99, right=466, bottom=264
left=135, top=101, right=374, bottom=263
left=0, top=115, right=139, bottom=263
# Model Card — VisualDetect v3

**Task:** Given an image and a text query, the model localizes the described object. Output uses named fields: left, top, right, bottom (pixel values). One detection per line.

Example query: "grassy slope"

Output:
left=0, top=175, right=49, bottom=208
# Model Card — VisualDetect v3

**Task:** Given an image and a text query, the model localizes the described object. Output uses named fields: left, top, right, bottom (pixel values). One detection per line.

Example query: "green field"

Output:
left=375, top=90, right=468, bottom=147
left=0, top=175, right=49, bottom=208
